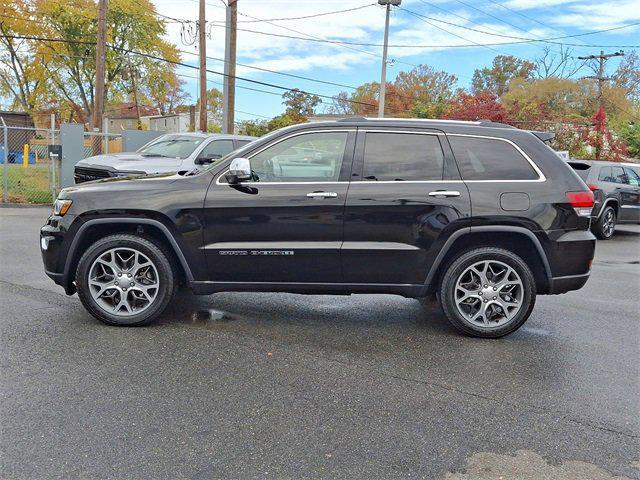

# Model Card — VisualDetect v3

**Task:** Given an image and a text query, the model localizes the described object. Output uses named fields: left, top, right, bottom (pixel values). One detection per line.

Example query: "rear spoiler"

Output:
left=529, top=130, right=555, bottom=144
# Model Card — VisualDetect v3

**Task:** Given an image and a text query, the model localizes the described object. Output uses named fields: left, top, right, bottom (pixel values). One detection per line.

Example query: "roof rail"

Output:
left=336, top=116, right=367, bottom=122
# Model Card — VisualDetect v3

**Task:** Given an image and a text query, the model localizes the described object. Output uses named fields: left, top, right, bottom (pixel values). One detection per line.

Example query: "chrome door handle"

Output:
left=428, top=190, right=460, bottom=197
left=306, top=191, right=338, bottom=198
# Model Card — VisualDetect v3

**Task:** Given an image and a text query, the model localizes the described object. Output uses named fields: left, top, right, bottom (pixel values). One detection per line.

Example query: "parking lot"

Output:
left=1, top=206, right=638, bottom=479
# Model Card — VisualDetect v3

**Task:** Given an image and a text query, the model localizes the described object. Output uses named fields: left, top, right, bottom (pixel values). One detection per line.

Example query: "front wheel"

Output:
left=76, top=234, right=176, bottom=326
left=439, top=247, right=536, bottom=338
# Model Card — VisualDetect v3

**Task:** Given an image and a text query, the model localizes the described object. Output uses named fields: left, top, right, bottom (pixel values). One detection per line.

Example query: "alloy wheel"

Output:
left=603, top=209, right=615, bottom=237
left=87, top=247, right=159, bottom=316
left=454, top=260, right=524, bottom=328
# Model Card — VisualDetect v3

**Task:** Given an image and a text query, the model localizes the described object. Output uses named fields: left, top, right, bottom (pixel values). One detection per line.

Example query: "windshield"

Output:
left=137, top=135, right=205, bottom=159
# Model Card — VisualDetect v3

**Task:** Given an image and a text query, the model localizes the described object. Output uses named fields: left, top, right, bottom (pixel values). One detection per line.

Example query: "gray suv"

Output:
left=74, top=133, right=255, bottom=183
left=568, top=160, right=640, bottom=239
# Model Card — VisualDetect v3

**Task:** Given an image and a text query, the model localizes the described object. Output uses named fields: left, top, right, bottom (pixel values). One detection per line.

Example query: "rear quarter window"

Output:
left=448, top=135, right=540, bottom=181
left=568, top=162, right=591, bottom=181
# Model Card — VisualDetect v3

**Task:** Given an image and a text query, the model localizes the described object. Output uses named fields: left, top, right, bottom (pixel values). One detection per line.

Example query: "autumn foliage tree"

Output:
left=444, top=92, right=507, bottom=123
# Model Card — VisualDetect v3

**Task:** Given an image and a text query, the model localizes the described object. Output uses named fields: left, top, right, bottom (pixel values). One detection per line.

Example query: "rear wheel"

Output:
left=76, top=234, right=176, bottom=326
left=592, top=205, right=616, bottom=240
left=439, top=247, right=536, bottom=338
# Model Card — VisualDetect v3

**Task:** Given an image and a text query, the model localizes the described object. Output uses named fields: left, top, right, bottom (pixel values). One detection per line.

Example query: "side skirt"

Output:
left=189, top=281, right=425, bottom=298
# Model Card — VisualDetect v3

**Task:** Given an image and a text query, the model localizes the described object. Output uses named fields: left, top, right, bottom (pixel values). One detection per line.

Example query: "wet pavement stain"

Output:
left=189, top=309, right=241, bottom=326
left=446, top=450, right=635, bottom=480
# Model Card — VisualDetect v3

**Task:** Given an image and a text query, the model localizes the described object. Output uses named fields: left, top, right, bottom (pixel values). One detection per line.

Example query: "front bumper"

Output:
left=41, top=214, right=78, bottom=295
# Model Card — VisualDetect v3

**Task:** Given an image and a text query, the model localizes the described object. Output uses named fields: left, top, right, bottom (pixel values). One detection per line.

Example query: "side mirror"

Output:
left=195, top=153, right=222, bottom=165
left=225, top=157, right=251, bottom=184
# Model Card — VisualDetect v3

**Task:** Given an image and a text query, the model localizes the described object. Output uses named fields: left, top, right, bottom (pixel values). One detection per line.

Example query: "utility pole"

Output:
left=378, top=0, right=400, bottom=118
left=578, top=50, right=625, bottom=112
left=578, top=50, right=624, bottom=159
left=198, top=0, right=207, bottom=132
left=222, top=0, right=237, bottom=134
left=93, top=0, right=108, bottom=150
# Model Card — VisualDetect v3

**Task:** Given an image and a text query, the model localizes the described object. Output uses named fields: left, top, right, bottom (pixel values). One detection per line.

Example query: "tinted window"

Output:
left=200, top=140, right=235, bottom=159
left=237, top=140, right=252, bottom=148
left=568, top=162, right=591, bottom=181
left=249, top=131, right=348, bottom=182
left=449, top=136, right=539, bottom=180
left=362, top=133, right=444, bottom=181
left=612, top=166, right=626, bottom=184
left=624, top=167, right=640, bottom=186
left=598, top=167, right=613, bottom=182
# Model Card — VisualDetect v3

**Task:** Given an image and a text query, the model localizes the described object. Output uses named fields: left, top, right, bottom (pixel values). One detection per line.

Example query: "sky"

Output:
left=151, top=0, right=640, bottom=122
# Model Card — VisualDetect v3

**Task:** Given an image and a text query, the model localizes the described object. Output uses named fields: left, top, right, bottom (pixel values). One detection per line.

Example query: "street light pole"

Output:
left=378, top=0, right=400, bottom=118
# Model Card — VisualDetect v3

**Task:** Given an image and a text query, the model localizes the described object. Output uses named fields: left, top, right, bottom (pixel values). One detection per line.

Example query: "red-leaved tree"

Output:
left=583, top=107, right=627, bottom=160
left=444, top=92, right=508, bottom=122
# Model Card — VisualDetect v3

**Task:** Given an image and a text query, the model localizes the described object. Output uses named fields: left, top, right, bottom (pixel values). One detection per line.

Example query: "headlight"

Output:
left=53, top=198, right=72, bottom=216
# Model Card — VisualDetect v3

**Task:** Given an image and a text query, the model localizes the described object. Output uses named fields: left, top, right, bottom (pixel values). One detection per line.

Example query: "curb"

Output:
left=0, top=203, right=51, bottom=208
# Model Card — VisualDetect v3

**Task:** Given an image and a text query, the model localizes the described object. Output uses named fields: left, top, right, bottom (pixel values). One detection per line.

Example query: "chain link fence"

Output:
left=1, top=120, right=122, bottom=204
left=1, top=122, right=60, bottom=204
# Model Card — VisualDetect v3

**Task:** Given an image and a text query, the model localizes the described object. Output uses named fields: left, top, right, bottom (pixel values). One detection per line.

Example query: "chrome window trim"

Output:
left=214, top=129, right=546, bottom=185
left=447, top=133, right=546, bottom=183
left=215, top=129, right=354, bottom=185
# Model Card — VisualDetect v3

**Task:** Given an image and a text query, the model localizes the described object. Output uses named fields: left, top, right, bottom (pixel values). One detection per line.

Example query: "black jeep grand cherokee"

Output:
left=41, top=118, right=596, bottom=338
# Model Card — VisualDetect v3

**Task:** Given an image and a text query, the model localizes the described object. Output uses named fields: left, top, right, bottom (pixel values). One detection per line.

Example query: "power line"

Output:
left=203, top=21, right=640, bottom=49
left=483, top=0, right=597, bottom=49
left=0, top=35, right=378, bottom=109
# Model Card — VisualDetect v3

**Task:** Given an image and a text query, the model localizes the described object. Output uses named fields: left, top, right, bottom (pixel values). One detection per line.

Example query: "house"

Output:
left=103, top=102, right=158, bottom=131
left=149, top=113, right=192, bottom=133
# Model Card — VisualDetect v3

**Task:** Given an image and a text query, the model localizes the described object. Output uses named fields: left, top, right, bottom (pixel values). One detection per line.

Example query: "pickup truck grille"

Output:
left=74, top=166, right=112, bottom=183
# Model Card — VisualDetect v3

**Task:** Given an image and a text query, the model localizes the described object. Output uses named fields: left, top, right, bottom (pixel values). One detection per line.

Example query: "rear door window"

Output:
left=362, top=132, right=444, bottom=181
left=598, top=167, right=613, bottom=182
left=448, top=135, right=539, bottom=181
left=612, top=166, right=627, bottom=184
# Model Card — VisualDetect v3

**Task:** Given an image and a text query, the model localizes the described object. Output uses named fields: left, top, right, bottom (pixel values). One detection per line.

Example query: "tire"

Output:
left=439, top=247, right=536, bottom=338
left=76, top=234, right=177, bottom=326
left=592, top=205, right=616, bottom=240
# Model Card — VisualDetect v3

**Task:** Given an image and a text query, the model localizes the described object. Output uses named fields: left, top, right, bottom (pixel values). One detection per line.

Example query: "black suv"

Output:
left=568, top=160, right=640, bottom=239
left=41, top=118, right=596, bottom=338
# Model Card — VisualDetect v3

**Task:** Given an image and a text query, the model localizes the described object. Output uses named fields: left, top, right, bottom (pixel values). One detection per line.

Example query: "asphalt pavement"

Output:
left=1, top=206, right=639, bottom=479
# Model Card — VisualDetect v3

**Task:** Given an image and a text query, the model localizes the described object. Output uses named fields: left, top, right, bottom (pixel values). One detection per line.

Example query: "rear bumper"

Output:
left=549, top=272, right=590, bottom=294
left=545, top=229, right=595, bottom=294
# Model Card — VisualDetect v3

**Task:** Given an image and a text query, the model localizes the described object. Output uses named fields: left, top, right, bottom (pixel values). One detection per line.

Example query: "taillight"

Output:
left=587, top=183, right=598, bottom=191
left=566, top=190, right=594, bottom=217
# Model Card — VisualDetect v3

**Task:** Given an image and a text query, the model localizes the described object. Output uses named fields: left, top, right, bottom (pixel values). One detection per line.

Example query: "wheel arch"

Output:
left=62, top=218, right=194, bottom=294
left=425, top=226, right=552, bottom=295
left=598, top=198, right=619, bottom=218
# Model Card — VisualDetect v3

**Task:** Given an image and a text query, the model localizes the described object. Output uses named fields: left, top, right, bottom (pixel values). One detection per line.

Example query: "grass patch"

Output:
left=0, top=163, right=53, bottom=204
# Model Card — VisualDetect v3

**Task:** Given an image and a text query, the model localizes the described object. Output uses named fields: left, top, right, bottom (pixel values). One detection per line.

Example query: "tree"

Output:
left=238, top=119, right=269, bottom=137
left=617, top=123, right=640, bottom=158
left=282, top=88, right=321, bottom=121
left=535, top=46, right=585, bottom=79
left=0, top=0, right=46, bottom=111
left=21, top=0, right=181, bottom=122
left=583, top=106, right=628, bottom=160
left=394, top=64, right=457, bottom=105
left=444, top=92, right=507, bottom=122
left=195, top=88, right=223, bottom=127
left=613, top=50, right=640, bottom=103
left=144, top=73, right=190, bottom=116
left=472, top=55, right=535, bottom=97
